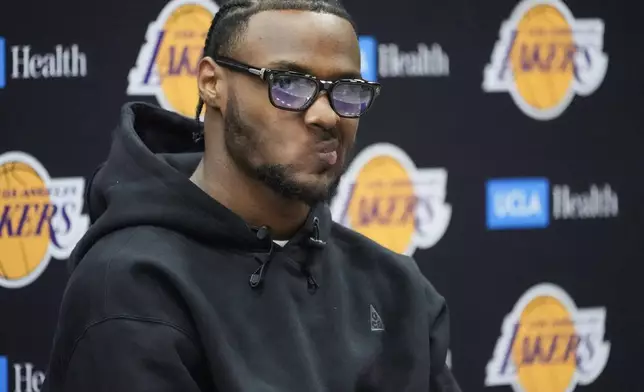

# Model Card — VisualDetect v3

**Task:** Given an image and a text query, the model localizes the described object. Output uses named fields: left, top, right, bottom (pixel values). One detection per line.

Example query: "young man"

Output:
left=43, top=0, right=461, bottom=391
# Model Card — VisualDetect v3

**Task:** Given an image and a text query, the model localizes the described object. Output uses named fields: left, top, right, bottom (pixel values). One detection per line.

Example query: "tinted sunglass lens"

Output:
left=269, top=75, right=317, bottom=109
left=331, top=83, right=374, bottom=117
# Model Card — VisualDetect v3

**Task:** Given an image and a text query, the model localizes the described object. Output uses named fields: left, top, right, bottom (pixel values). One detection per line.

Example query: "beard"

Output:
left=222, top=96, right=347, bottom=206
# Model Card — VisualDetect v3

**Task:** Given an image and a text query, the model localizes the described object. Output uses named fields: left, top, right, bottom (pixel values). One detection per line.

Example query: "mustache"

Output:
left=317, top=126, right=340, bottom=142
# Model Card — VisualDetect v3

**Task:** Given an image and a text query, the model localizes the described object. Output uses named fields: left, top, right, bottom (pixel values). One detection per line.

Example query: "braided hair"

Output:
left=193, top=0, right=355, bottom=139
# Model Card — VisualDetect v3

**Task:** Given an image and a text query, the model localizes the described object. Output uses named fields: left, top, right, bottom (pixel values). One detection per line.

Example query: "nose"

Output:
left=304, top=93, right=340, bottom=132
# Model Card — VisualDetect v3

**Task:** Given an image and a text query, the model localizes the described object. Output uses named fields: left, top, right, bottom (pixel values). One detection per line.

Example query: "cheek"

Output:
left=271, top=117, right=310, bottom=157
left=251, top=110, right=310, bottom=162
left=340, top=120, right=359, bottom=146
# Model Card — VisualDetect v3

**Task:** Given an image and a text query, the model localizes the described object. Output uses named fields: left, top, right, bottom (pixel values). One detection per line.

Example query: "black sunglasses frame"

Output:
left=213, top=56, right=381, bottom=118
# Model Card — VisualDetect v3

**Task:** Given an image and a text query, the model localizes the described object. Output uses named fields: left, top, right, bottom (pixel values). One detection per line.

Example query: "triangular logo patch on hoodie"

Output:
left=370, top=304, right=385, bottom=331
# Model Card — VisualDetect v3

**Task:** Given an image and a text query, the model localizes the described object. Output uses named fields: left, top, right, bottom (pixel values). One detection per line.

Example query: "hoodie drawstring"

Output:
left=307, top=217, right=327, bottom=248
left=248, top=218, right=325, bottom=292
left=249, top=226, right=274, bottom=289
left=303, top=217, right=325, bottom=292
left=301, top=264, right=319, bottom=292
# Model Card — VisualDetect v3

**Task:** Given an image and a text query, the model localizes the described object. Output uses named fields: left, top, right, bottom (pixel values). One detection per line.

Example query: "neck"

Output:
left=190, top=149, right=310, bottom=241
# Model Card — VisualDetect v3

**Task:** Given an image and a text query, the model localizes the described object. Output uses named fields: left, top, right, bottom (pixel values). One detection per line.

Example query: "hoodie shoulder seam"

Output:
left=65, top=314, right=199, bottom=372
left=102, top=230, right=137, bottom=315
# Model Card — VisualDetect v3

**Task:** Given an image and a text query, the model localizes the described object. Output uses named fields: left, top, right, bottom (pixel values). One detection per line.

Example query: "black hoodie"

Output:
left=43, top=102, right=461, bottom=392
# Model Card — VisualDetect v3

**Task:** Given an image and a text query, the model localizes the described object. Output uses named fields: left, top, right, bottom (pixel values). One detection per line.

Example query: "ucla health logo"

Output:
left=0, top=37, right=5, bottom=88
left=486, top=178, right=550, bottom=230
left=358, top=36, right=449, bottom=82
left=486, top=177, right=619, bottom=230
left=0, top=356, right=46, bottom=392
left=0, top=356, right=6, bottom=392
left=0, top=36, right=87, bottom=89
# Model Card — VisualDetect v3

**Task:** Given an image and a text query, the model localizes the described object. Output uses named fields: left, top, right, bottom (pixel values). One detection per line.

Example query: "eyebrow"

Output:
left=265, top=60, right=363, bottom=80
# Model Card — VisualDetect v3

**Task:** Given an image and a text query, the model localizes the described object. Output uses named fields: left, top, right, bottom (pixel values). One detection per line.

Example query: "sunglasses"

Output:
left=213, top=56, right=381, bottom=118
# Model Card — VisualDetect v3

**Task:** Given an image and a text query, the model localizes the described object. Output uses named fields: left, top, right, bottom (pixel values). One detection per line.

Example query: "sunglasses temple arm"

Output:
left=248, top=67, right=267, bottom=80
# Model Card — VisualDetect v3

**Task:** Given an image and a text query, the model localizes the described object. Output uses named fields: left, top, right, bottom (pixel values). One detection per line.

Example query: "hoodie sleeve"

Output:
left=54, top=317, right=211, bottom=391
left=424, top=279, right=463, bottom=392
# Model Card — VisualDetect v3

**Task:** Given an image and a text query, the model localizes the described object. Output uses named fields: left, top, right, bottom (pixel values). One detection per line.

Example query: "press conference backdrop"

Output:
left=1, top=0, right=642, bottom=391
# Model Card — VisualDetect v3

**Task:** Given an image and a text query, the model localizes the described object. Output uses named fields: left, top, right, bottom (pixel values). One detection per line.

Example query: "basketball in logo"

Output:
left=482, top=0, right=608, bottom=120
left=0, top=152, right=89, bottom=289
left=330, top=143, right=451, bottom=256
left=127, top=0, right=220, bottom=118
left=485, top=283, right=611, bottom=392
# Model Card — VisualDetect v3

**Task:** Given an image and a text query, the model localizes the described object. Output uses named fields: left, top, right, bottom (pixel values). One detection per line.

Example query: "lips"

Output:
left=315, top=139, right=340, bottom=166
left=316, top=139, right=340, bottom=154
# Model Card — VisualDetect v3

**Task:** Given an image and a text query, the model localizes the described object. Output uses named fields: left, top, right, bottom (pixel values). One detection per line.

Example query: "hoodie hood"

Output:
left=71, top=102, right=332, bottom=275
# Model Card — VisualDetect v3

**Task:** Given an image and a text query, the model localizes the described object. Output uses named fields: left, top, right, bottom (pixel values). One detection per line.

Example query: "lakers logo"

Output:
left=0, top=152, right=89, bottom=289
left=485, top=283, right=610, bottom=392
left=127, top=0, right=219, bottom=118
left=330, top=143, right=451, bottom=256
left=483, top=0, right=608, bottom=120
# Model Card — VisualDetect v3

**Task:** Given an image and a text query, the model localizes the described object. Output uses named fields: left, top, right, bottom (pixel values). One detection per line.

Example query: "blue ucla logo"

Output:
left=0, top=37, right=6, bottom=89
left=486, top=178, right=550, bottom=230
left=0, top=356, right=7, bottom=392
left=358, top=36, right=378, bottom=82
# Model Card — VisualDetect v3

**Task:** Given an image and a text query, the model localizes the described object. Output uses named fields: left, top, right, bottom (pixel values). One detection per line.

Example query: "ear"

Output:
left=197, top=57, right=226, bottom=110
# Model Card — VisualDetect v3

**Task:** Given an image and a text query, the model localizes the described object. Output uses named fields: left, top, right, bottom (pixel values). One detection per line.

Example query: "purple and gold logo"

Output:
left=127, top=0, right=219, bottom=118
left=330, top=143, right=451, bottom=256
